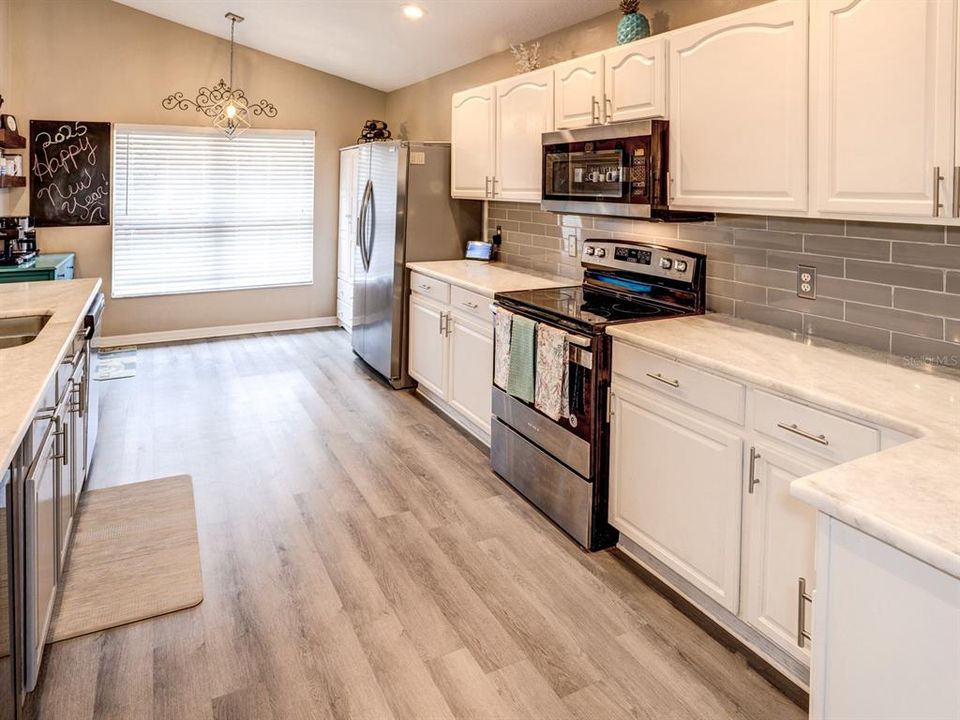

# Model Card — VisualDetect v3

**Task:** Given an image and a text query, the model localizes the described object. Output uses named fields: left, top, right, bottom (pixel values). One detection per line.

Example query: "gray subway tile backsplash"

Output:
left=844, top=303, right=944, bottom=340
left=486, top=203, right=960, bottom=367
left=845, top=260, right=944, bottom=291
left=891, top=242, right=960, bottom=270
left=804, top=234, right=890, bottom=261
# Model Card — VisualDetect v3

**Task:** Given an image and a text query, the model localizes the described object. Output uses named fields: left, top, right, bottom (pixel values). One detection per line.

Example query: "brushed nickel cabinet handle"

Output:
left=933, top=166, right=943, bottom=216
left=445, top=313, right=453, bottom=336
left=417, top=283, right=432, bottom=291
left=748, top=446, right=761, bottom=494
left=777, top=422, right=829, bottom=446
left=797, top=577, right=813, bottom=648
left=953, top=166, right=960, bottom=217
left=603, top=94, right=612, bottom=123
left=492, top=176, right=499, bottom=198
left=646, top=372, right=679, bottom=388
left=484, top=176, right=491, bottom=198
left=438, top=311, right=445, bottom=335
left=461, top=301, right=478, bottom=310
left=591, top=95, right=600, bottom=125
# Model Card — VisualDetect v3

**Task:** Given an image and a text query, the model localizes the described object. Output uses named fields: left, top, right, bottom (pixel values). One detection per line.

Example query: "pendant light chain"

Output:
left=228, top=15, right=236, bottom=91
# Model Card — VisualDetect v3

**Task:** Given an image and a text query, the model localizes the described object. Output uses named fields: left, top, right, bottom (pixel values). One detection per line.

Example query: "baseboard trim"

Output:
left=97, top=316, right=339, bottom=348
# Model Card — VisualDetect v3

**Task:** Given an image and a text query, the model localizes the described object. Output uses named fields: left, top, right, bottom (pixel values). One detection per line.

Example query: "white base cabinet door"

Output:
left=495, top=69, right=554, bottom=201
left=553, top=53, right=604, bottom=130
left=810, top=0, right=957, bottom=218
left=451, top=83, right=496, bottom=199
left=604, top=37, right=667, bottom=123
left=668, top=0, right=808, bottom=212
left=448, top=312, right=494, bottom=434
left=742, top=443, right=822, bottom=663
left=810, top=516, right=960, bottom=720
left=609, top=384, right=744, bottom=612
left=408, top=295, right=447, bottom=398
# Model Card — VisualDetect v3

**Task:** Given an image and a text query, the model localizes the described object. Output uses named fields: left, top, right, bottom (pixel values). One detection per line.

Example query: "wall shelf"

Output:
left=0, top=176, right=26, bottom=188
left=0, top=129, right=26, bottom=150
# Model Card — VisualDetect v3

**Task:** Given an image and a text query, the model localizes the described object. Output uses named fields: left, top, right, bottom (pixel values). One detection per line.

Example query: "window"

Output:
left=112, top=125, right=315, bottom=298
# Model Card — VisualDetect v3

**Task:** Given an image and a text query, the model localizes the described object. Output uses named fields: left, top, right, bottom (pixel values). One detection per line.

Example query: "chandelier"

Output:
left=162, top=12, right=278, bottom=138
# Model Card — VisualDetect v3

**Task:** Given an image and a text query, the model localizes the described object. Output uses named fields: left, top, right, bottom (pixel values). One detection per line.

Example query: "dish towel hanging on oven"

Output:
left=535, top=323, right=569, bottom=421
left=493, top=307, right=513, bottom=390
left=506, top=315, right=536, bottom=403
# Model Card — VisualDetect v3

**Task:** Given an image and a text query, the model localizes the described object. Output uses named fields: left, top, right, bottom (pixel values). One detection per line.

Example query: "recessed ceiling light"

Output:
left=402, top=4, right=425, bottom=20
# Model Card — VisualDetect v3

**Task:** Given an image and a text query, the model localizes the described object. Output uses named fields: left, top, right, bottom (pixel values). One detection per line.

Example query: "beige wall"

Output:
left=7, top=0, right=385, bottom=337
left=385, top=0, right=768, bottom=141
left=0, top=0, right=11, bottom=217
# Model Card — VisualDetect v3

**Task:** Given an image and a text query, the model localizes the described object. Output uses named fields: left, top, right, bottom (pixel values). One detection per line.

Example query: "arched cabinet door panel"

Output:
left=451, top=84, right=496, bottom=199
left=495, top=69, right=554, bottom=201
left=668, top=0, right=808, bottom=212
left=810, top=0, right=956, bottom=217
left=604, top=37, right=666, bottom=123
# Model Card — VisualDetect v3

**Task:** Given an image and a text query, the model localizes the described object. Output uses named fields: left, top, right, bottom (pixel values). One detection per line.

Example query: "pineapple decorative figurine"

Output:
left=616, top=0, right=650, bottom=44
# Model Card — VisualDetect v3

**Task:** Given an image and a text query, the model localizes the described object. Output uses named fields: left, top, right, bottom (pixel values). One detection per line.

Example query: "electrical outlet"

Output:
left=797, top=265, right=817, bottom=299
left=566, top=234, right=578, bottom=257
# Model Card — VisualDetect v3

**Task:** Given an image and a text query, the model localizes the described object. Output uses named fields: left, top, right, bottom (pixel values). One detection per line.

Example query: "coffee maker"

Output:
left=0, top=216, right=37, bottom=266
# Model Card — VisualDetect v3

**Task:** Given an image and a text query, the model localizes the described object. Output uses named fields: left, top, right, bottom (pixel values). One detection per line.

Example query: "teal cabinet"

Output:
left=0, top=253, right=75, bottom=283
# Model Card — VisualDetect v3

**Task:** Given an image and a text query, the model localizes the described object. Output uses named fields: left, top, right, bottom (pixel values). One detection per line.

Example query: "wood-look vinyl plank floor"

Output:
left=26, top=329, right=805, bottom=720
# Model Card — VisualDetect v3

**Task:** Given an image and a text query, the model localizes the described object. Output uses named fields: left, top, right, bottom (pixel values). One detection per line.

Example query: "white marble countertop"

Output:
left=607, top=313, right=960, bottom=578
left=0, top=279, right=102, bottom=471
left=406, top=260, right=572, bottom=298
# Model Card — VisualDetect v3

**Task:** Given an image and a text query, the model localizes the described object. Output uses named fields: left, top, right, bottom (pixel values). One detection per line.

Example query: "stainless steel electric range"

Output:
left=491, top=239, right=707, bottom=551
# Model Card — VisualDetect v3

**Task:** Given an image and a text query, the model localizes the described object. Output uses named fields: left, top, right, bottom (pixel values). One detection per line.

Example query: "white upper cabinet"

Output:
left=495, top=69, right=555, bottom=201
left=810, top=0, right=957, bottom=218
left=554, top=53, right=604, bottom=130
left=604, top=37, right=667, bottom=124
left=668, top=0, right=808, bottom=212
left=451, top=83, right=496, bottom=199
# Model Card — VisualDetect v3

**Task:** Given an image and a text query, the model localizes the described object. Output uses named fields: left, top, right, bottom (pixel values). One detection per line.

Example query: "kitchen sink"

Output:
left=0, top=314, right=51, bottom=349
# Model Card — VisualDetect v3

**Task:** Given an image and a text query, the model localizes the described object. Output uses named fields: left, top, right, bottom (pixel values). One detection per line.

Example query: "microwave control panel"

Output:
left=629, top=139, right=651, bottom=203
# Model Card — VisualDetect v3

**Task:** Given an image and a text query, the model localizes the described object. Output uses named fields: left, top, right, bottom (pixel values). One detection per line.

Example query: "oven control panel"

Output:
left=582, top=240, right=698, bottom=283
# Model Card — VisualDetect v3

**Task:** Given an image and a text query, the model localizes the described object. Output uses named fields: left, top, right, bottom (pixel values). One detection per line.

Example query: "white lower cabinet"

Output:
left=742, top=443, right=822, bottom=663
left=408, top=281, right=493, bottom=442
left=608, top=339, right=907, bottom=684
left=810, top=516, right=960, bottom=720
left=609, top=383, right=744, bottom=612
left=448, top=312, right=494, bottom=431
left=408, top=294, right=447, bottom=398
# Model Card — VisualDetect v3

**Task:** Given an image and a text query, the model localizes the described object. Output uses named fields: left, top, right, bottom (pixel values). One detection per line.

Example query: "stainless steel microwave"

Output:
left=541, top=119, right=710, bottom=222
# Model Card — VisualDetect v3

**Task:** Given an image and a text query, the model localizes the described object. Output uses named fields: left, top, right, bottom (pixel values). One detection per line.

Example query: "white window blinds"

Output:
left=112, top=125, right=315, bottom=298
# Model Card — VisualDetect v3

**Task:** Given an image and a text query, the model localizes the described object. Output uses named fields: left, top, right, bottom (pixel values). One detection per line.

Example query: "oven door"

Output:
left=491, top=324, right=594, bottom=477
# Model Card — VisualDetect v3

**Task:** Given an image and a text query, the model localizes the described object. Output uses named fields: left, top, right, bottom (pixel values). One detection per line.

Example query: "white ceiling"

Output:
left=113, top=0, right=620, bottom=92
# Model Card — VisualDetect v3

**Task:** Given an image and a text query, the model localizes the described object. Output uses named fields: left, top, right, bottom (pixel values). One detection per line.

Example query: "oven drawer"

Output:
left=490, top=418, right=594, bottom=548
left=450, top=286, right=490, bottom=322
left=612, top=342, right=745, bottom=425
left=753, top=390, right=879, bottom=463
left=410, top=272, right=450, bottom=304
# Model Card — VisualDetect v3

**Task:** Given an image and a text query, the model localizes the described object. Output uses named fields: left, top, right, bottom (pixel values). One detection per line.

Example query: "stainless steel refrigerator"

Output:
left=351, top=141, right=480, bottom=389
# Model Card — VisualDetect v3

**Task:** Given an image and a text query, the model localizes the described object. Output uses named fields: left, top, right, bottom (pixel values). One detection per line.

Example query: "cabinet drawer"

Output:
left=410, top=272, right=450, bottom=304
left=753, top=390, right=879, bottom=464
left=612, top=342, right=745, bottom=424
left=450, top=285, right=490, bottom=323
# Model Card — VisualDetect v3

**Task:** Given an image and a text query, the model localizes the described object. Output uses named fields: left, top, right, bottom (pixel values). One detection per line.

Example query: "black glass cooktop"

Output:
left=495, top=285, right=685, bottom=332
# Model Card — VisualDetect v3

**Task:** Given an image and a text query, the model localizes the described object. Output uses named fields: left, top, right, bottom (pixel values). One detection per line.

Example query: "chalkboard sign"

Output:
left=29, top=120, right=111, bottom=226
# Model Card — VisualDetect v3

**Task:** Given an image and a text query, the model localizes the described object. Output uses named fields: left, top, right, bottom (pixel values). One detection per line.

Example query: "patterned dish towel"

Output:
left=494, top=307, right=513, bottom=390
left=506, top=315, right=537, bottom=404
left=535, top=323, right=569, bottom=421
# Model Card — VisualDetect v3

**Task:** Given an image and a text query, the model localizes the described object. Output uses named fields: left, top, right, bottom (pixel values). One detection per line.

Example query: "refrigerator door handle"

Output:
left=364, top=181, right=376, bottom=273
left=358, top=179, right=374, bottom=272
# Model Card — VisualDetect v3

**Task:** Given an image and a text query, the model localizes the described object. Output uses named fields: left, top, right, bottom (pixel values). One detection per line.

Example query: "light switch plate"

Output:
left=797, top=265, right=816, bottom=300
